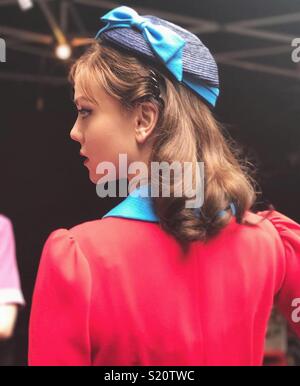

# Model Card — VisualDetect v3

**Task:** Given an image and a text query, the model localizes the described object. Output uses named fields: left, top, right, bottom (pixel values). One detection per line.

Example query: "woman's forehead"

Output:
left=73, top=80, right=126, bottom=114
left=74, top=79, right=103, bottom=105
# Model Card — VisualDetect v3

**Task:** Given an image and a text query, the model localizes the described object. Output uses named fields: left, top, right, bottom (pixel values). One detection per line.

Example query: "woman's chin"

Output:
left=89, top=173, right=98, bottom=184
left=90, top=172, right=109, bottom=185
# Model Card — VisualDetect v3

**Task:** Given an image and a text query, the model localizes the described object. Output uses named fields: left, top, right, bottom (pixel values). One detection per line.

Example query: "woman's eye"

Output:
left=77, top=108, right=92, bottom=119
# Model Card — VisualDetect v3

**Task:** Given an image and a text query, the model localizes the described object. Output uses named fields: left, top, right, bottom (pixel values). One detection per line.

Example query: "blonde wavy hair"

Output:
left=69, top=38, right=273, bottom=249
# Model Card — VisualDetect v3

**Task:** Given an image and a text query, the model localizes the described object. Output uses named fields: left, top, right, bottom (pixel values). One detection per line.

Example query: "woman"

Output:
left=29, top=6, right=300, bottom=365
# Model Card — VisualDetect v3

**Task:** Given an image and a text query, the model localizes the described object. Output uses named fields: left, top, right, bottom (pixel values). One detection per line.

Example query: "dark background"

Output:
left=0, top=0, right=300, bottom=365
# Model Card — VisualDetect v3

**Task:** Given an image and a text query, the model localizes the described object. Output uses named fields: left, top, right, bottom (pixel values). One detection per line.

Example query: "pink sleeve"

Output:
left=257, top=210, right=300, bottom=338
left=28, top=229, right=92, bottom=366
left=0, top=215, right=25, bottom=306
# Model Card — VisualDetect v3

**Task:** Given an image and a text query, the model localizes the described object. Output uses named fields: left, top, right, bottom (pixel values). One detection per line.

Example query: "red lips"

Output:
left=80, top=151, right=89, bottom=164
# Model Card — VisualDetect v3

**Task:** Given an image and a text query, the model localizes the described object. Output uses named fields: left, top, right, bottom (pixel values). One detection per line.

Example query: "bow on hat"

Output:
left=95, top=6, right=186, bottom=82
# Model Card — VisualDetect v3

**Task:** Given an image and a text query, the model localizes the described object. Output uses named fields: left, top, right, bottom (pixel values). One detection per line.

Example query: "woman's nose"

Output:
left=70, top=123, right=82, bottom=143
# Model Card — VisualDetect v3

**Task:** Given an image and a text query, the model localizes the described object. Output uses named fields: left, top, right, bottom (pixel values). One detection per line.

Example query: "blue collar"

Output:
left=102, top=184, right=236, bottom=222
left=102, top=184, right=159, bottom=222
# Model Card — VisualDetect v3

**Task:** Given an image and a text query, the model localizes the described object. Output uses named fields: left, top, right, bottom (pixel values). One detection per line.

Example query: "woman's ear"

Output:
left=134, top=101, right=159, bottom=144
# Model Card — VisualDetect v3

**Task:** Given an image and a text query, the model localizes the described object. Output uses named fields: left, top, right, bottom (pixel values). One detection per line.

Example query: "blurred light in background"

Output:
left=55, top=43, right=72, bottom=60
left=18, top=0, right=33, bottom=11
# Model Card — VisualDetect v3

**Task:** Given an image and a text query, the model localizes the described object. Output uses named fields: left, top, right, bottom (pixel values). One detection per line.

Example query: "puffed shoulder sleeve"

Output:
left=28, top=229, right=92, bottom=366
left=257, top=210, right=300, bottom=338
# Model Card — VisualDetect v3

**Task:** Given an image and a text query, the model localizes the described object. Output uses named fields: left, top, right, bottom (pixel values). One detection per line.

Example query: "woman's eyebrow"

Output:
left=73, top=96, right=92, bottom=105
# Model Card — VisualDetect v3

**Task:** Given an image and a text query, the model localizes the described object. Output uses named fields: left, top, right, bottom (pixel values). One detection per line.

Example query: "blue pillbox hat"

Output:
left=95, top=6, right=220, bottom=107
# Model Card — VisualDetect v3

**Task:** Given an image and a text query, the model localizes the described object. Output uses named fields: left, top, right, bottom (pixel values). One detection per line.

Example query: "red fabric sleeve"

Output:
left=28, top=229, right=92, bottom=366
left=257, top=210, right=300, bottom=338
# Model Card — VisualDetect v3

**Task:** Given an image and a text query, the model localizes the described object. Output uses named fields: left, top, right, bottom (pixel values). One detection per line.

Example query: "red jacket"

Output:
left=28, top=190, right=300, bottom=366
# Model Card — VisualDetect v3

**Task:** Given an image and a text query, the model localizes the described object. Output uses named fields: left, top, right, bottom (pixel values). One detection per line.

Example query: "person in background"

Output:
left=0, top=214, right=25, bottom=342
